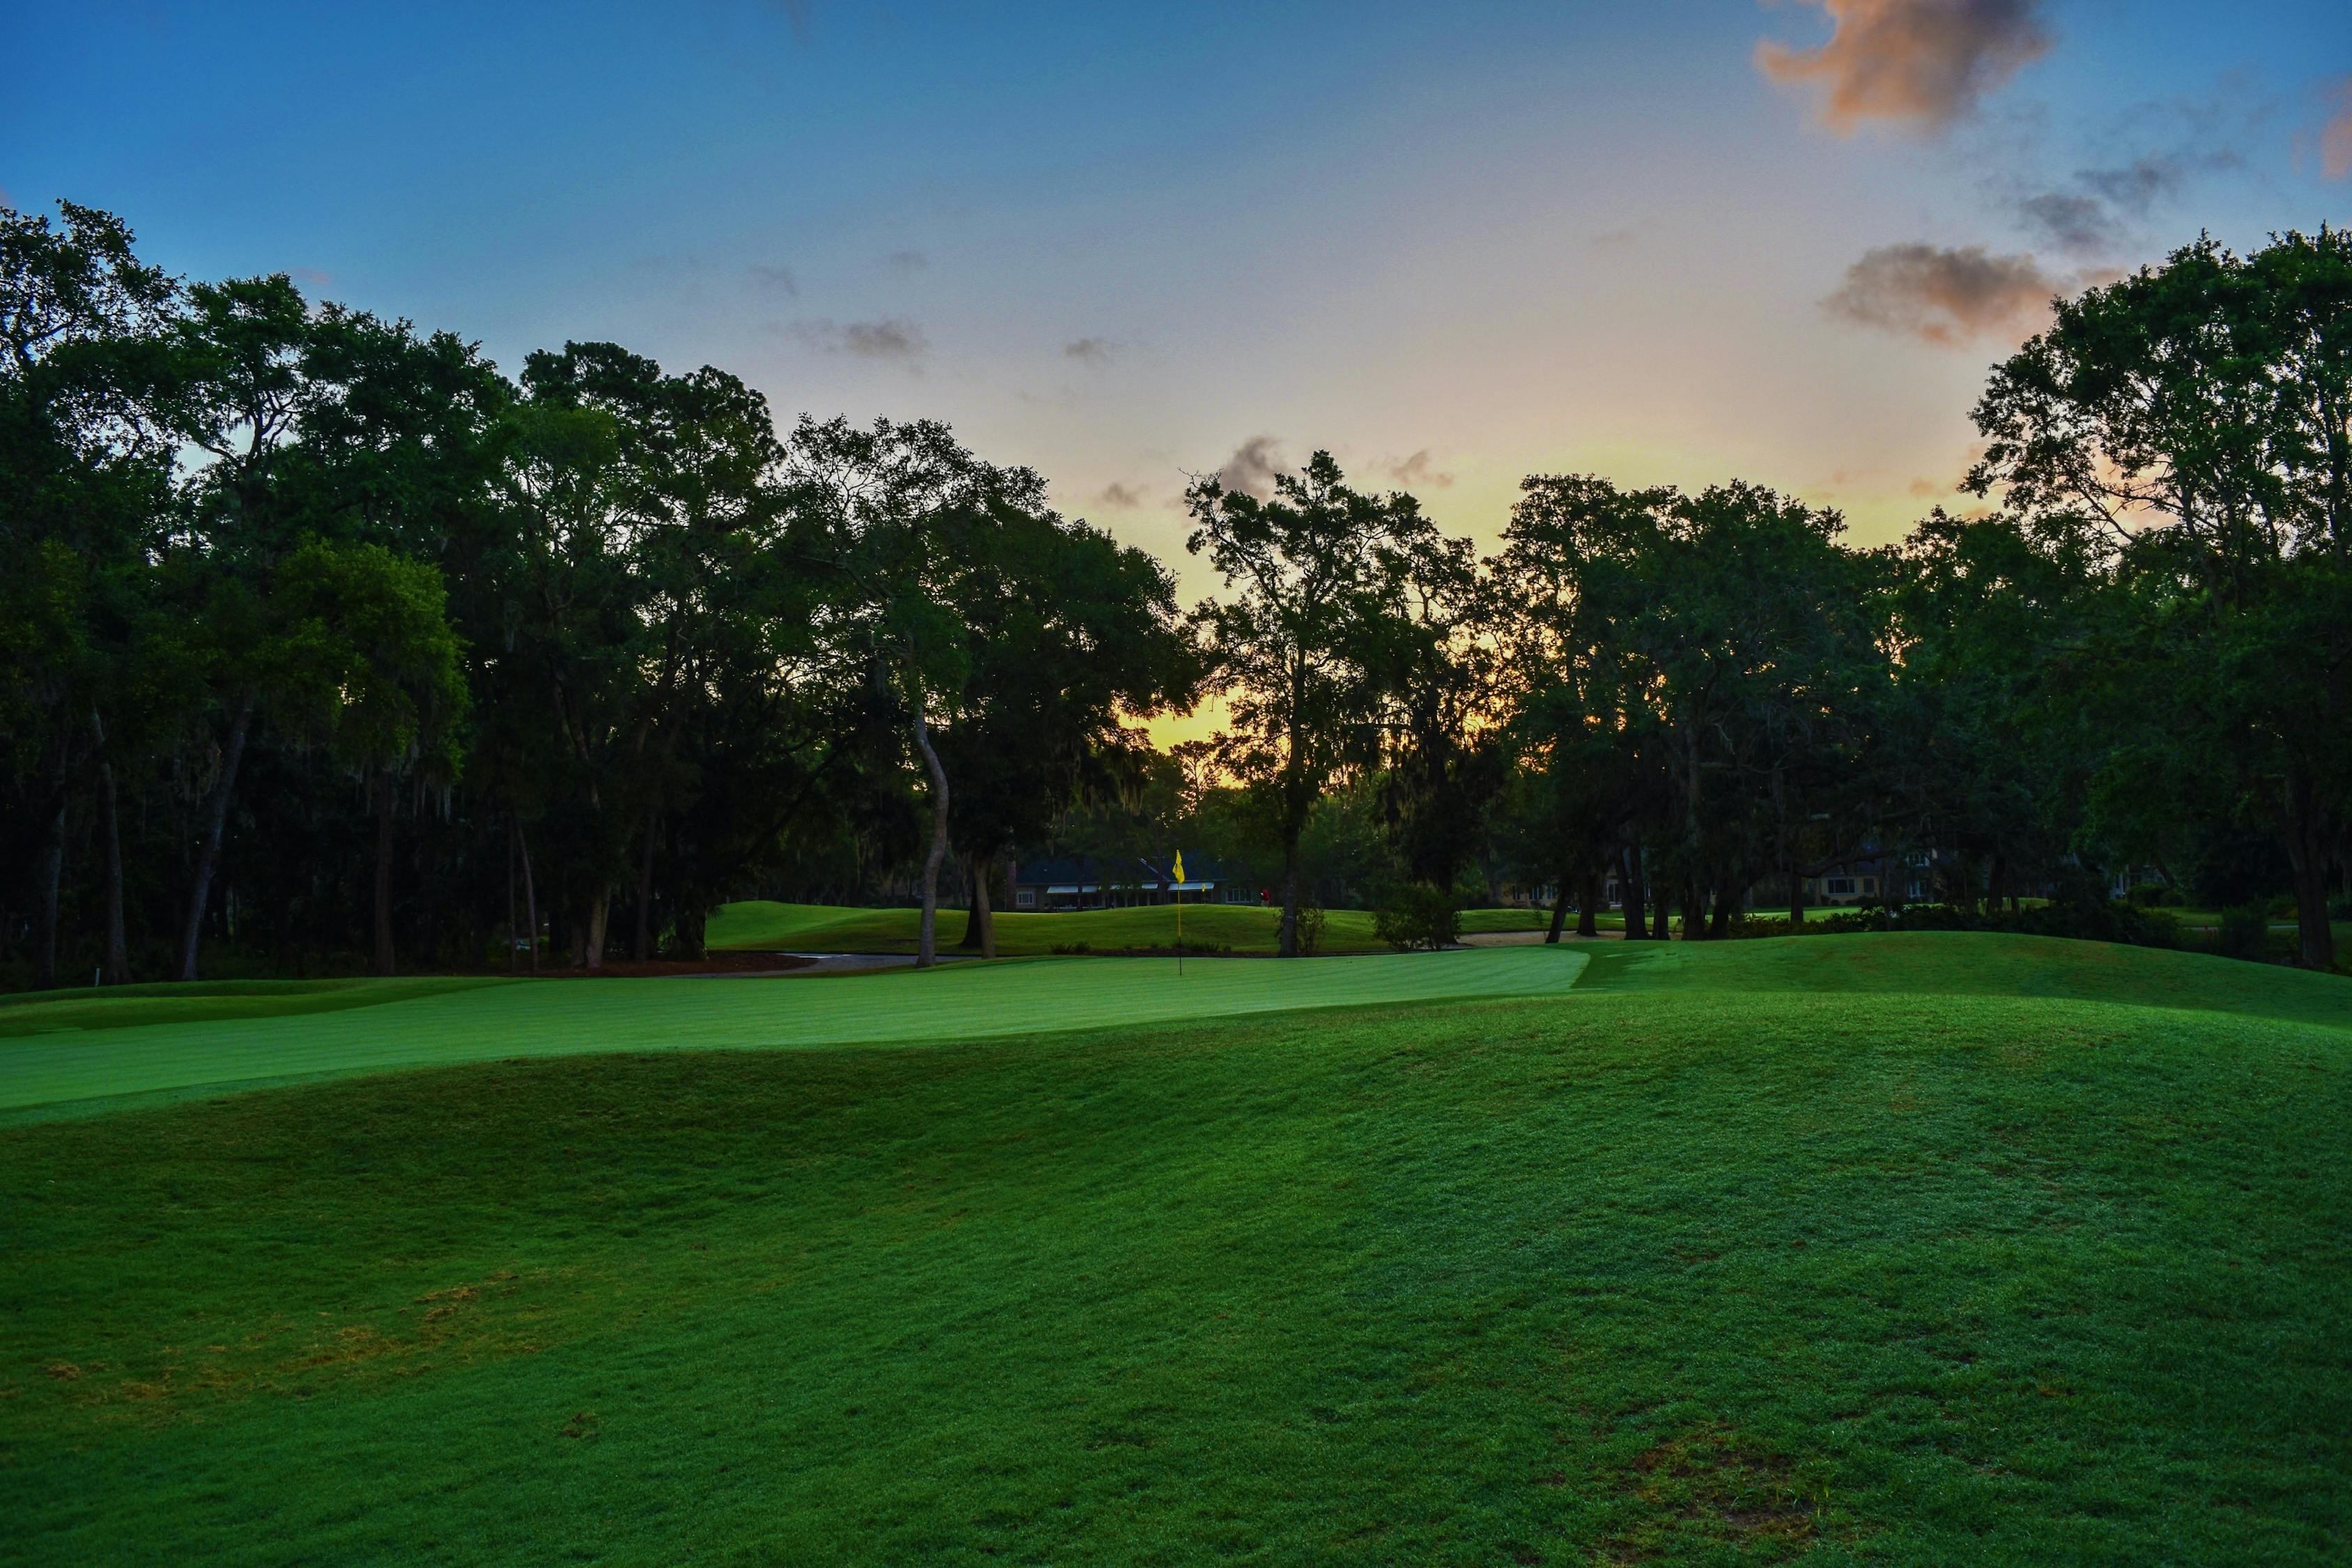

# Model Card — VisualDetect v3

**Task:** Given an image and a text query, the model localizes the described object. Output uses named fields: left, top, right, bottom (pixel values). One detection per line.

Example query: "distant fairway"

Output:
left=4, top=934, right=2348, bottom=1563
left=705, top=898, right=1546, bottom=955
left=0, top=945, right=1587, bottom=1117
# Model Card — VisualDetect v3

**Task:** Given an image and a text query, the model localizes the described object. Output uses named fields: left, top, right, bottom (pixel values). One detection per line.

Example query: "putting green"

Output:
left=704, top=899, right=1545, bottom=955
left=0, top=946, right=1588, bottom=1117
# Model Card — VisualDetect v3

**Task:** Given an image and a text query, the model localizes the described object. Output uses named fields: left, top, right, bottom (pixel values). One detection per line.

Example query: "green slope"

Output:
left=1578, top=930, right=2352, bottom=1031
left=705, top=899, right=1544, bottom=955
left=0, top=976, right=514, bottom=1039
left=0, top=946, right=1588, bottom=1116
left=3, top=948, right=2346, bottom=1562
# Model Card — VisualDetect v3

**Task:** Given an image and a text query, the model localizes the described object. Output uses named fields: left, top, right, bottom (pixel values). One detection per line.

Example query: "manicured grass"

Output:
left=3, top=935, right=2346, bottom=1562
left=0, top=947, right=1588, bottom=1117
left=0, top=976, right=514, bottom=1040
left=1576, top=930, right=2352, bottom=1031
left=706, top=900, right=1546, bottom=955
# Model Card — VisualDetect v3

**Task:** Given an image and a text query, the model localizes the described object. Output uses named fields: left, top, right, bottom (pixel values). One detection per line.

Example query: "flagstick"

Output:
left=1176, top=884, right=1183, bottom=978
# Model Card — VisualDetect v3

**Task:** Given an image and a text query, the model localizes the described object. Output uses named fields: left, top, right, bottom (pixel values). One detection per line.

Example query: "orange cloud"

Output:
left=1823, top=242, right=2065, bottom=346
left=1758, top=0, right=2052, bottom=134
left=2323, top=76, right=2352, bottom=180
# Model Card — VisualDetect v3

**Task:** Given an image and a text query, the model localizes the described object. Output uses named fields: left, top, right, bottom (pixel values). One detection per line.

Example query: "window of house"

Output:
left=1015, top=889, right=1036, bottom=908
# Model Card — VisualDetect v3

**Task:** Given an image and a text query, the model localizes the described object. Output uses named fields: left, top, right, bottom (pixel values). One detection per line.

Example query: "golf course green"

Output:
left=704, top=899, right=1548, bottom=955
left=3, top=933, right=2348, bottom=1563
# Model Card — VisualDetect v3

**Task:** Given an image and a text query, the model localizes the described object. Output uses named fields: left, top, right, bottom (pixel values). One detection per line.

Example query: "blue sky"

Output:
left=8, top=0, right=2349, bottom=602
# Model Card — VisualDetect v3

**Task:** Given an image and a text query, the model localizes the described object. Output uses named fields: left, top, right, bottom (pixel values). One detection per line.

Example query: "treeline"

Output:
left=1, top=203, right=1193, bottom=983
left=3, top=204, right=2347, bottom=983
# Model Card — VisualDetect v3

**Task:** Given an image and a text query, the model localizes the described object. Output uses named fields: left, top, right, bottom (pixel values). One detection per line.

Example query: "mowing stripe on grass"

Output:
left=0, top=946, right=1588, bottom=1116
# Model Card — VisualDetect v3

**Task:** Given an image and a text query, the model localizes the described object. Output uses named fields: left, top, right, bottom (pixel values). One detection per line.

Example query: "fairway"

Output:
left=0, top=946, right=1587, bottom=1117
left=3, top=933, right=2348, bottom=1564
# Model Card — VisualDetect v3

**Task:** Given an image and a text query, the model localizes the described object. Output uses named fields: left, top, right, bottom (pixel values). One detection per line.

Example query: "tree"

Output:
left=1969, top=229, right=2352, bottom=967
left=787, top=417, right=1047, bottom=968
left=157, top=272, right=321, bottom=979
left=934, top=501, right=1197, bottom=959
left=266, top=539, right=468, bottom=975
left=0, top=201, right=178, bottom=986
left=1185, top=451, right=1437, bottom=956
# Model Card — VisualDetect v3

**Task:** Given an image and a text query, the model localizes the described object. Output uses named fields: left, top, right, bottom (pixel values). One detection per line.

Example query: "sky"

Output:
left=7, top=1, right=2350, bottom=633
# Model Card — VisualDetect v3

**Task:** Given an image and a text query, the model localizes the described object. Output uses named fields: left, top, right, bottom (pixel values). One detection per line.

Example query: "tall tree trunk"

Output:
left=1618, top=843, right=1647, bottom=941
left=1577, top=868, right=1600, bottom=938
left=1709, top=883, right=1734, bottom=940
left=631, top=797, right=661, bottom=961
left=1278, top=836, right=1302, bottom=958
left=1680, top=877, right=1707, bottom=941
left=93, top=712, right=128, bottom=985
left=960, top=854, right=985, bottom=949
left=507, top=815, right=519, bottom=975
left=516, top=815, right=541, bottom=976
left=1651, top=862, right=1673, bottom=941
left=1545, top=864, right=1569, bottom=944
left=584, top=887, right=610, bottom=971
left=34, top=798, right=66, bottom=990
left=675, top=905, right=708, bottom=962
left=371, top=769, right=397, bottom=976
left=2284, top=774, right=2339, bottom=971
left=177, top=686, right=256, bottom=983
left=913, top=709, right=951, bottom=969
left=972, top=856, right=997, bottom=960
left=1789, top=863, right=1808, bottom=925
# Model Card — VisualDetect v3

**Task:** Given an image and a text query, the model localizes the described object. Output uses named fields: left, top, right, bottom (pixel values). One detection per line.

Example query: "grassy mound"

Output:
left=705, top=900, right=1544, bottom=955
left=3, top=935, right=2346, bottom=1562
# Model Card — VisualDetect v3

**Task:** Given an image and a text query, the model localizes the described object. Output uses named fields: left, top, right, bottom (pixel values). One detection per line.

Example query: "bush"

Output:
left=1296, top=905, right=1327, bottom=957
left=2216, top=905, right=2271, bottom=961
left=2124, top=882, right=2170, bottom=907
left=1373, top=885, right=1459, bottom=951
left=1737, top=899, right=2181, bottom=951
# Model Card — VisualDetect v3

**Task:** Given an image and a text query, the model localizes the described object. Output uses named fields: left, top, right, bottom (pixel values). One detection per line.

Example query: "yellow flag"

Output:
left=1171, top=851, right=1186, bottom=884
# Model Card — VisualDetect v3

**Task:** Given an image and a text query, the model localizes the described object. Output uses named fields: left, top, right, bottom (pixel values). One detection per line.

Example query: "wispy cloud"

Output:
left=784, top=316, right=928, bottom=364
left=1384, top=449, right=1454, bottom=490
left=749, top=263, right=799, bottom=295
left=1823, top=242, right=2073, bottom=345
left=1758, top=0, right=2052, bottom=135
left=2076, top=152, right=2189, bottom=213
left=762, top=0, right=812, bottom=43
left=1063, top=336, right=1118, bottom=365
left=884, top=249, right=928, bottom=272
left=1589, top=219, right=1660, bottom=253
left=1098, top=480, right=1149, bottom=509
left=1213, top=435, right=1286, bottom=500
left=2322, top=76, right=2352, bottom=180
left=2014, top=192, right=2116, bottom=256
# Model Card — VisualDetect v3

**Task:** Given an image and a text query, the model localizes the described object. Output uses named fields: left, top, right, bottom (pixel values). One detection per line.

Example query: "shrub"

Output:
left=2216, top=906, right=2271, bottom=961
left=1736, top=898, right=2181, bottom=951
left=1373, top=885, right=1461, bottom=951
left=2124, top=882, right=2170, bottom=907
left=1296, top=905, right=1327, bottom=957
